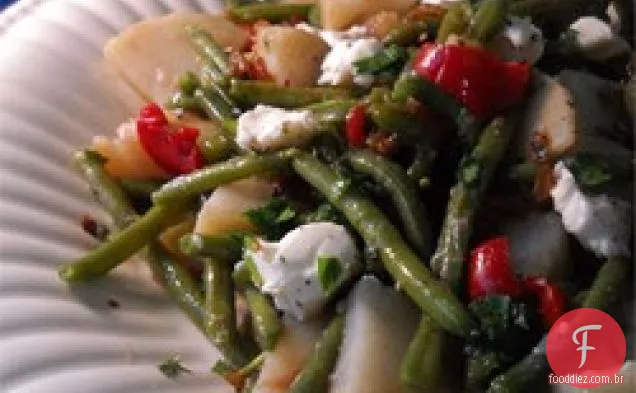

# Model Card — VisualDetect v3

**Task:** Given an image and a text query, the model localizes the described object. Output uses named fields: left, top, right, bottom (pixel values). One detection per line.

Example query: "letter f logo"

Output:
left=572, top=324, right=602, bottom=368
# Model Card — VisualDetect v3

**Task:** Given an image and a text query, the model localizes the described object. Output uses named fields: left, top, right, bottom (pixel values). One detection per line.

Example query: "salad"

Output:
left=59, top=0, right=634, bottom=392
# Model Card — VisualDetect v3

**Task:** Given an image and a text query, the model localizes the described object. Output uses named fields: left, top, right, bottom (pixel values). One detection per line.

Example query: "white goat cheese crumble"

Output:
left=550, top=162, right=631, bottom=259
left=489, top=16, right=545, bottom=65
left=240, top=222, right=361, bottom=321
left=568, top=16, right=630, bottom=61
left=235, top=105, right=315, bottom=151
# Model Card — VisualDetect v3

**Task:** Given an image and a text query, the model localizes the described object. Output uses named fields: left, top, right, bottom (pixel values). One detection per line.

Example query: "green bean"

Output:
left=119, top=179, right=164, bottom=200
left=166, top=91, right=205, bottom=114
left=194, top=87, right=240, bottom=124
left=307, top=4, right=321, bottom=27
left=147, top=243, right=207, bottom=331
left=345, top=150, right=433, bottom=259
left=229, top=79, right=354, bottom=109
left=368, top=102, right=429, bottom=139
left=430, top=117, right=513, bottom=285
left=400, top=315, right=444, bottom=391
left=288, top=314, right=345, bottom=393
left=392, top=73, right=478, bottom=139
left=204, top=257, right=246, bottom=367
left=488, top=256, right=631, bottom=392
left=186, top=24, right=231, bottom=76
left=178, top=71, right=201, bottom=96
left=59, top=202, right=192, bottom=282
left=228, top=3, right=313, bottom=23
left=468, top=0, right=509, bottom=44
left=487, top=337, right=549, bottom=393
left=383, top=21, right=431, bottom=47
left=244, top=286, right=283, bottom=351
left=153, top=149, right=298, bottom=205
left=179, top=233, right=243, bottom=262
left=306, top=99, right=357, bottom=129
left=436, top=2, right=471, bottom=43
left=74, top=150, right=138, bottom=229
left=198, top=131, right=235, bottom=163
left=292, top=153, right=472, bottom=337
left=581, top=256, right=631, bottom=310
left=201, top=64, right=227, bottom=86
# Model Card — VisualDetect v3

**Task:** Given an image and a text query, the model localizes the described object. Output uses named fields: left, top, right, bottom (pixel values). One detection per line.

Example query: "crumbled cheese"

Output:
left=488, top=16, right=545, bottom=65
left=235, top=105, right=315, bottom=151
left=550, top=162, right=631, bottom=258
left=241, top=223, right=361, bottom=321
left=568, top=16, right=630, bottom=61
left=297, top=24, right=383, bottom=87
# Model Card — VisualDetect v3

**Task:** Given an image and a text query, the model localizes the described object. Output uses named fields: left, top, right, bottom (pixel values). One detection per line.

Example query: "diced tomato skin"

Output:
left=521, top=276, right=566, bottom=328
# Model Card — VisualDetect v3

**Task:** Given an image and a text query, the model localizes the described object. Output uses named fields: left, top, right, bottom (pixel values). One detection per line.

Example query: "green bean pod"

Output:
left=228, top=3, right=313, bottom=23
left=436, top=2, right=471, bottom=43
left=487, top=337, right=548, bottom=393
left=194, top=87, right=240, bottom=124
left=198, top=130, right=235, bottom=163
left=345, top=150, right=433, bottom=259
left=204, top=257, right=246, bottom=367
left=400, top=315, right=444, bottom=391
left=430, top=117, right=512, bottom=285
left=467, top=0, right=509, bottom=44
left=153, top=149, right=298, bottom=205
left=59, top=202, right=192, bottom=282
left=229, top=79, right=354, bottom=109
left=581, top=256, right=631, bottom=310
left=147, top=243, right=206, bottom=332
left=292, top=153, right=472, bottom=337
left=244, top=286, right=283, bottom=351
left=74, top=150, right=138, bottom=228
left=186, top=24, right=232, bottom=76
left=288, top=314, right=345, bottom=393
left=383, top=21, right=431, bottom=47
left=119, top=179, right=164, bottom=200
left=179, top=233, right=243, bottom=262
left=307, top=99, right=358, bottom=129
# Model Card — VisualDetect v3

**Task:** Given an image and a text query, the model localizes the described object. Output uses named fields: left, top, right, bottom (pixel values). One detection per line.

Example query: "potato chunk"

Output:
left=255, top=26, right=329, bottom=87
left=321, top=0, right=417, bottom=31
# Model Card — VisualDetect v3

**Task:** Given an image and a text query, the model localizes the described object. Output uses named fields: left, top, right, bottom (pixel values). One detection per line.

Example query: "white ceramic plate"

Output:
left=0, top=1, right=237, bottom=392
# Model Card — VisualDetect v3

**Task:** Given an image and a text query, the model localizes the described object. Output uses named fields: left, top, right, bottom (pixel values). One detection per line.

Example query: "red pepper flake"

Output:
left=366, top=131, right=398, bottom=156
left=136, top=103, right=203, bottom=175
left=80, top=214, right=109, bottom=241
left=413, top=43, right=530, bottom=119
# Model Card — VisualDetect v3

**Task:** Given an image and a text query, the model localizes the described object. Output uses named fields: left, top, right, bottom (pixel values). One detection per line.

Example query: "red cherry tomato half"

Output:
left=136, top=103, right=203, bottom=175
left=345, top=104, right=367, bottom=148
left=468, top=237, right=522, bottom=301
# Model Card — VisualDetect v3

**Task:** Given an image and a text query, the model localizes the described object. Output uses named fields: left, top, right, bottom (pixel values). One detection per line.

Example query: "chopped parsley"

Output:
left=244, top=198, right=298, bottom=240
left=158, top=355, right=191, bottom=379
left=317, top=256, right=343, bottom=294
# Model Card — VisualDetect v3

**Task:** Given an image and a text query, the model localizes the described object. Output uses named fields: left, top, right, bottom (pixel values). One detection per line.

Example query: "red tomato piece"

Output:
left=468, top=237, right=522, bottom=301
left=345, top=104, right=367, bottom=148
left=521, top=276, right=567, bottom=328
left=136, top=103, right=203, bottom=175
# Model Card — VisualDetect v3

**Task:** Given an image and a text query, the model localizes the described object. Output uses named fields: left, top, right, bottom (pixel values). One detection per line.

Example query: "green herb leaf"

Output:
left=244, top=198, right=298, bottom=240
left=564, top=154, right=613, bottom=188
left=158, top=355, right=192, bottom=379
left=302, top=203, right=345, bottom=225
left=354, top=45, right=408, bottom=76
left=317, top=256, right=343, bottom=294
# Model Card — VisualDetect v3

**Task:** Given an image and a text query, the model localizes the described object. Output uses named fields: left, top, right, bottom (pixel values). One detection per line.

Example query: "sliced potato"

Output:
left=518, top=72, right=576, bottom=161
left=331, top=276, right=420, bottom=393
left=253, top=316, right=326, bottom=393
left=193, top=177, right=276, bottom=237
left=255, top=26, right=329, bottom=87
left=92, top=120, right=169, bottom=180
left=321, top=0, right=417, bottom=31
left=104, top=14, right=248, bottom=103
